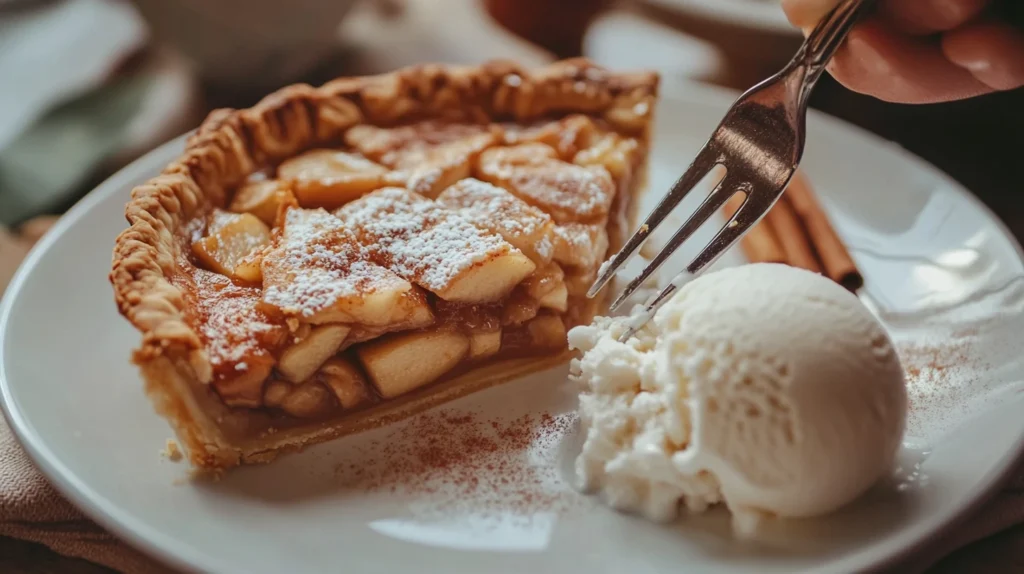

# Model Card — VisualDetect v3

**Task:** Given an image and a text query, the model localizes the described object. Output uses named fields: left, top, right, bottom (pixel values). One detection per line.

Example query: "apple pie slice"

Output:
left=110, top=59, right=657, bottom=470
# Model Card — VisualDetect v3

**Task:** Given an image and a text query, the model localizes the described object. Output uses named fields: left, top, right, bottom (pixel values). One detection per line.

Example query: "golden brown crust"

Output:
left=110, top=59, right=658, bottom=470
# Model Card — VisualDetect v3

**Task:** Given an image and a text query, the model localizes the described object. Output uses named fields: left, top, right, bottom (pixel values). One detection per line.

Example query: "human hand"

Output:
left=782, top=0, right=1024, bottom=102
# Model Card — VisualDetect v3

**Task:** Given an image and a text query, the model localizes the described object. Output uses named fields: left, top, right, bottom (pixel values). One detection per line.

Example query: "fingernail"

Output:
left=958, top=57, right=992, bottom=73
left=783, top=0, right=841, bottom=30
left=848, top=34, right=892, bottom=75
left=929, top=0, right=968, bottom=23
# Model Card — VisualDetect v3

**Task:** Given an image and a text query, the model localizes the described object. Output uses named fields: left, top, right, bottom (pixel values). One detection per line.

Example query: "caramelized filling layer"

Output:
left=175, top=115, right=643, bottom=436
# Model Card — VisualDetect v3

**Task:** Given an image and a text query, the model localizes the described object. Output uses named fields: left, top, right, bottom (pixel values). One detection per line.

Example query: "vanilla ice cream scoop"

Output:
left=569, top=263, right=906, bottom=534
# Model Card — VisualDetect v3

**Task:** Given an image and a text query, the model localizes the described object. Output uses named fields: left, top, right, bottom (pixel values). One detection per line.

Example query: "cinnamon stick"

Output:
left=720, top=172, right=863, bottom=292
left=785, top=172, right=863, bottom=292
left=766, top=194, right=822, bottom=274
left=722, top=193, right=786, bottom=264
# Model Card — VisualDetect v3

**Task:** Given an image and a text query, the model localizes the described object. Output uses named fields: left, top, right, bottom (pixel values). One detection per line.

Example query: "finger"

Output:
left=781, top=0, right=840, bottom=31
left=878, top=0, right=990, bottom=35
left=827, top=17, right=992, bottom=102
left=943, top=20, right=1024, bottom=90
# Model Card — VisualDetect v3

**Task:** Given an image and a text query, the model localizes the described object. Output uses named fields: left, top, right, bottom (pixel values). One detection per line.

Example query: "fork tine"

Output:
left=615, top=188, right=773, bottom=342
left=607, top=174, right=740, bottom=312
left=586, top=144, right=721, bottom=298
left=685, top=187, right=766, bottom=275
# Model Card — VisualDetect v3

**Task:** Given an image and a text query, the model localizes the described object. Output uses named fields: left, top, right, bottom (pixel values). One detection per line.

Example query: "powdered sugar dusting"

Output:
left=207, top=211, right=270, bottom=263
left=479, top=145, right=615, bottom=224
left=553, top=223, right=609, bottom=269
left=509, top=165, right=614, bottom=223
left=345, top=121, right=496, bottom=169
left=437, top=178, right=555, bottom=261
left=207, top=209, right=240, bottom=235
left=337, top=188, right=514, bottom=294
left=262, top=208, right=409, bottom=318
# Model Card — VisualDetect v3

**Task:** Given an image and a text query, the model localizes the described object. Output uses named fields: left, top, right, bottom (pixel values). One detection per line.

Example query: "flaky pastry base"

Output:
left=110, top=59, right=657, bottom=471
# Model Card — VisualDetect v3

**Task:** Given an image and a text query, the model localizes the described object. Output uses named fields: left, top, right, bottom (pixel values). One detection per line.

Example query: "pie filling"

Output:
left=170, top=116, right=645, bottom=445
left=110, top=60, right=658, bottom=468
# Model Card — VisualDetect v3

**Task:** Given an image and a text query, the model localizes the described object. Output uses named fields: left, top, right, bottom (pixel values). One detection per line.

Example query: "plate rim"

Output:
left=0, top=133, right=224, bottom=573
left=2, top=81, right=1023, bottom=574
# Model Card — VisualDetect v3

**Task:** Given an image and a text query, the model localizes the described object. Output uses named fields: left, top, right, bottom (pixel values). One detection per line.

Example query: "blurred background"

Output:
left=1, top=0, right=1022, bottom=296
left=0, top=0, right=1021, bottom=570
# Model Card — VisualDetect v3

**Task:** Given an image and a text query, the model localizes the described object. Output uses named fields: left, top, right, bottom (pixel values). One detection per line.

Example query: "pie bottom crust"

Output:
left=144, top=203, right=636, bottom=471
left=145, top=186, right=639, bottom=472
left=145, top=351, right=571, bottom=468
left=114, top=59, right=656, bottom=471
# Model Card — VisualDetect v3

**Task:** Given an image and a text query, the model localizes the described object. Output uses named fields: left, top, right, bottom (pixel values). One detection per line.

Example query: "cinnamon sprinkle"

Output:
left=898, top=327, right=984, bottom=435
left=335, top=409, right=583, bottom=518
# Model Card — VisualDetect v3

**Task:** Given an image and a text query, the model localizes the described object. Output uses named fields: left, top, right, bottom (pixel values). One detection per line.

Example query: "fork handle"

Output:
left=795, top=0, right=877, bottom=83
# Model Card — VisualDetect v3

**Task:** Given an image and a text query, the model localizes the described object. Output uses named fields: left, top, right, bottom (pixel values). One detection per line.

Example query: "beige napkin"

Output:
left=0, top=417, right=171, bottom=573
left=0, top=216, right=166, bottom=572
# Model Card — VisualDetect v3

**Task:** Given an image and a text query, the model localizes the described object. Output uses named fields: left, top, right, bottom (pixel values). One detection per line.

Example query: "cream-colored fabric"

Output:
left=0, top=416, right=172, bottom=573
left=2, top=219, right=171, bottom=572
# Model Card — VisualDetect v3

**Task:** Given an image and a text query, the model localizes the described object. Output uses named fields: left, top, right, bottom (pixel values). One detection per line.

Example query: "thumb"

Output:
left=781, top=0, right=842, bottom=32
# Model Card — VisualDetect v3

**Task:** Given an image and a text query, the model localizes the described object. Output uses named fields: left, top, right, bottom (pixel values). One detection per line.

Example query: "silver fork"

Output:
left=588, top=0, right=875, bottom=341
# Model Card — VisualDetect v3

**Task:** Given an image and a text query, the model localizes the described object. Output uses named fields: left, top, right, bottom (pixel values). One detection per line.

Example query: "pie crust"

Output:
left=110, top=59, right=658, bottom=470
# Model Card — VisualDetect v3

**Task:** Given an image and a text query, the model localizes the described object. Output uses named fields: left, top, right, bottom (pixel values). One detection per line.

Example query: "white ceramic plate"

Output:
left=3, top=83, right=1024, bottom=574
left=644, top=0, right=795, bottom=36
